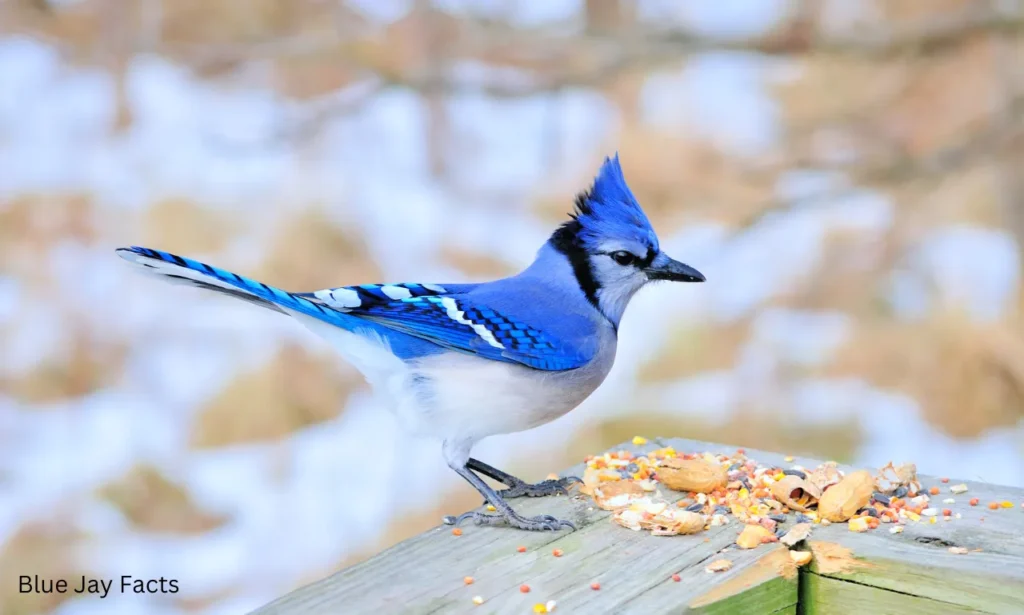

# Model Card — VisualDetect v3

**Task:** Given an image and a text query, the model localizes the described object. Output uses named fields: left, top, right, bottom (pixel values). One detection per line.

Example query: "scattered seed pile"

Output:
left=452, top=440, right=1019, bottom=609
left=578, top=439, right=1016, bottom=543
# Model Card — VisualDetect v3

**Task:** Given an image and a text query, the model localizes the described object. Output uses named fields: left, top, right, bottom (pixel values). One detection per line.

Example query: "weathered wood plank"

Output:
left=663, top=544, right=797, bottom=615
left=801, top=532, right=1024, bottom=614
left=800, top=573, right=986, bottom=614
left=251, top=437, right=1024, bottom=615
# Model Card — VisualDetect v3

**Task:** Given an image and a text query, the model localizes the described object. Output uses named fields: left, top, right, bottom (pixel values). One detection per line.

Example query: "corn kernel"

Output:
left=632, top=436, right=647, bottom=445
left=1001, top=501, right=1014, bottom=508
left=533, top=604, right=547, bottom=614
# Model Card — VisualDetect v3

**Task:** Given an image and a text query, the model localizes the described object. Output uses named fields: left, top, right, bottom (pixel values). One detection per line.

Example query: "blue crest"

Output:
left=569, top=154, right=659, bottom=252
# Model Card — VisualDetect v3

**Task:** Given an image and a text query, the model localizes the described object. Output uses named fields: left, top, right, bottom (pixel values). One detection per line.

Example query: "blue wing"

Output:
left=294, top=281, right=459, bottom=309
left=117, top=246, right=591, bottom=371
left=342, top=294, right=591, bottom=371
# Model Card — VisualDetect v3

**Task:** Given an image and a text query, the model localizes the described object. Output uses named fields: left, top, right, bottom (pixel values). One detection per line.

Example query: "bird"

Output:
left=115, top=154, right=705, bottom=532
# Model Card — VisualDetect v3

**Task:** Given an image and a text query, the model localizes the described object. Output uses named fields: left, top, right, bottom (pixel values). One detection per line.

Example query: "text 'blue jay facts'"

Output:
left=116, top=154, right=705, bottom=532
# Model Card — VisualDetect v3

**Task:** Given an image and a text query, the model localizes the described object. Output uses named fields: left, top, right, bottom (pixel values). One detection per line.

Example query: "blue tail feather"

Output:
left=115, top=245, right=355, bottom=328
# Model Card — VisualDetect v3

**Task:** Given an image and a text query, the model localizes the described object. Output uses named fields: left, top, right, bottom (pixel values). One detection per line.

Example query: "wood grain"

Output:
left=250, top=438, right=1024, bottom=614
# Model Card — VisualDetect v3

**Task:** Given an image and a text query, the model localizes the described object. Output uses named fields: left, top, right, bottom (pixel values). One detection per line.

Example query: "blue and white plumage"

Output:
left=116, top=154, right=704, bottom=531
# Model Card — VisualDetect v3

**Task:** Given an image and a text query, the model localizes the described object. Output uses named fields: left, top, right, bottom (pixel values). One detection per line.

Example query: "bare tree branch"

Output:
left=725, top=91, right=1024, bottom=236
left=461, top=2, right=1024, bottom=60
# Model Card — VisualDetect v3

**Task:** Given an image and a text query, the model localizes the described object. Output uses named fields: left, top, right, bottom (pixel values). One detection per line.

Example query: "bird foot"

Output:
left=499, top=475, right=583, bottom=499
left=443, top=510, right=576, bottom=532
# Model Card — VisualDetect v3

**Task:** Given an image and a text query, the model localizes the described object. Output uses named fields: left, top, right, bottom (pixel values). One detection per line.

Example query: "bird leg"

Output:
left=443, top=462, right=576, bottom=532
left=467, top=458, right=582, bottom=499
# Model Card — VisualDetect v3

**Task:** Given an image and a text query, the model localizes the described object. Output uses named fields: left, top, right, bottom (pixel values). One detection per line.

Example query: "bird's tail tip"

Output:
left=115, top=245, right=142, bottom=259
left=114, top=244, right=297, bottom=315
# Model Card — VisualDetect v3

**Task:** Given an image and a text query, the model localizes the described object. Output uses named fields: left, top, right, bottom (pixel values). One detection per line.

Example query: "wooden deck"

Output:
left=251, top=438, right=1024, bottom=614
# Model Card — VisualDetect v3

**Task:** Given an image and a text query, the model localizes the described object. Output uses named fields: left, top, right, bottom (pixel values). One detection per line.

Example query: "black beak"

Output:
left=644, top=253, right=706, bottom=283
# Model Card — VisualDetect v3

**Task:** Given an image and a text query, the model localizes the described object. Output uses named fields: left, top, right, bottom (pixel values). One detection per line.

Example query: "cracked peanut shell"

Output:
left=818, top=469, right=875, bottom=522
left=657, top=458, right=728, bottom=493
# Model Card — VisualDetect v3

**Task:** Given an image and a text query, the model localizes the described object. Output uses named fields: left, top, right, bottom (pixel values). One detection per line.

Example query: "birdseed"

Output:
left=575, top=445, right=982, bottom=539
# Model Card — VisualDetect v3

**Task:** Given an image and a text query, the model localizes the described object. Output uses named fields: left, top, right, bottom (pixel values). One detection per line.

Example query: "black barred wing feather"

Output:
left=297, top=282, right=452, bottom=310
left=353, top=295, right=591, bottom=371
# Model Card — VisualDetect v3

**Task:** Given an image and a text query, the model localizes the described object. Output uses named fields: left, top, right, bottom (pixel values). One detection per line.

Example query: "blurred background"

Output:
left=1, top=0, right=1023, bottom=613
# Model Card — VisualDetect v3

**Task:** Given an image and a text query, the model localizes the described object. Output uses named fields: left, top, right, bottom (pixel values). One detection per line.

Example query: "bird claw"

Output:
left=498, top=475, right=583, bottom=499
left=513, top=514, right=576, bottom=532
left=443, top=510, right=576, bottom=532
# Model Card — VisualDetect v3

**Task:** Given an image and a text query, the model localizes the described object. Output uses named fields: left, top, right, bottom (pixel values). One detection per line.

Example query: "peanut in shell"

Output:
left=818, top=469, right=875, bottom=522
left=657, top=458, right=728, bottom=493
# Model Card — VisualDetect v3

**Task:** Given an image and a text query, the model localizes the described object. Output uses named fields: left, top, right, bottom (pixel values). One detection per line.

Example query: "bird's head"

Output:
left=549, top=154, right=704, bottom=326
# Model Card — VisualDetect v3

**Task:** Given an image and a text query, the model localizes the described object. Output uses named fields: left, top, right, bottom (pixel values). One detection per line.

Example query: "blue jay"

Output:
left=116, top=155, right=704, bottom=532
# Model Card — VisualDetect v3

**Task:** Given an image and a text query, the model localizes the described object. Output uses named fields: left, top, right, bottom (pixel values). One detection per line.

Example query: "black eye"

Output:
left=610, top=251, right=636, bottom=266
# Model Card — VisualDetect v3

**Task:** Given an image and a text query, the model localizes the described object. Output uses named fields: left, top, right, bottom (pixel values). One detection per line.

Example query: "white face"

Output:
left=588, top=240, right=653, bottom=325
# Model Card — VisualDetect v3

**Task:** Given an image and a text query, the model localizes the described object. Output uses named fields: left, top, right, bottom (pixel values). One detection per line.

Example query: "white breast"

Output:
left=289, top=311, right=617, bottom=444
left=398, top=347, right=614, bottom=441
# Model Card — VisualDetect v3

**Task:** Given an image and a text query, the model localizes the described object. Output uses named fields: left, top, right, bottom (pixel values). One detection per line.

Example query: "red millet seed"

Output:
left=671, top=574, right=681, bottom=582
left=519, top=585, right=530, bottom=593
